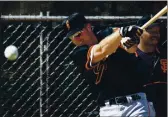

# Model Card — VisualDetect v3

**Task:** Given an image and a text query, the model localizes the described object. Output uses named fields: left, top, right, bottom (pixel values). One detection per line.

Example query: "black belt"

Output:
left=100, top=94, right=141, bottom=106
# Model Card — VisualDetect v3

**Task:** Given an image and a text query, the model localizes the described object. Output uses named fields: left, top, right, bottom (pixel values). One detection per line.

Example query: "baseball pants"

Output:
left=99, top=92, right=156, bottom=117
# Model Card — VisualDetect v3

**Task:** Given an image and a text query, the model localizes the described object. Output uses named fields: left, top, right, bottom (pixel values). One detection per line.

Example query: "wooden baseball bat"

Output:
left=141, top=5, right=167, bottom=29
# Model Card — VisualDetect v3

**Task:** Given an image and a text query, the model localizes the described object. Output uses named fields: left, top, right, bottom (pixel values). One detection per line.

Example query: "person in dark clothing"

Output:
left=62, top=13, right=156, bottom=117
left=136, top=16, right=167, bottom=117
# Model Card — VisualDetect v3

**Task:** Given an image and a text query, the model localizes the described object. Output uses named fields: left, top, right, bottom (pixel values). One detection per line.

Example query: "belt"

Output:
left=100, top=94, right=141, bottom=106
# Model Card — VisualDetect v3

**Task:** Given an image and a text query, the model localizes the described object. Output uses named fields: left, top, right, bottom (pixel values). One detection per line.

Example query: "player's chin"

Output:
left=75, top=42, right=83, bottom=46
left=71, top=39, right=81, bottom=46
left=148, top=41, right=158, bottom=47
left=152, top=39, right=159, bottom=45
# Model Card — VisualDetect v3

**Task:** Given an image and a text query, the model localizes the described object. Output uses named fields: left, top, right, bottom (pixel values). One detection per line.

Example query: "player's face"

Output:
left=141, top=26, right=160, bottom=47
left=69, top=25, right=93, bottom=46
left=69, top=30, right=84, bottom=46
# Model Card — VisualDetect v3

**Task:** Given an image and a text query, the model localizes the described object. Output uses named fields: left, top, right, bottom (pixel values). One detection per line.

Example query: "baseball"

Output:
left=4, top=45, right=19, bottom=61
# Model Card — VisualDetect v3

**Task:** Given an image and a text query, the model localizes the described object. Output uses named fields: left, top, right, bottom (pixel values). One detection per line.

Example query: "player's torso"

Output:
left=96, top=48, right=149, bottom=98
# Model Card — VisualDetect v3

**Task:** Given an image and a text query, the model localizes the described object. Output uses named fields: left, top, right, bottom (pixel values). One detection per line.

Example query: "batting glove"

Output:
left=121, top=37, right=139, bottom=49
left=119, top=25, right=143, bottom=41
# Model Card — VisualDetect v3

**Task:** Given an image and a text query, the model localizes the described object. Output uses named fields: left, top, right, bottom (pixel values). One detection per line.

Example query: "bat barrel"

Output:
left=141, top=5, right=167, bottom=29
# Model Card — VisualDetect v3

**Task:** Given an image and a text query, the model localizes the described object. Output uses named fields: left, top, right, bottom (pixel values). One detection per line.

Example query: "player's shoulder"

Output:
left=70, top=45, right=89, bottom=60
left=73, top=45, right=89, bottom=55
left=94, top=26, right=119, bottom=41
left=97, top=27, right=118, bottom=35
left=70, top=46, right=90, bottom=71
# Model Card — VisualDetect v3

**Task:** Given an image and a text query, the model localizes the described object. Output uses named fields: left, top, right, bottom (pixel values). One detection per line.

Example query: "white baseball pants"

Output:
left=99, top=92, right=156, bottom=117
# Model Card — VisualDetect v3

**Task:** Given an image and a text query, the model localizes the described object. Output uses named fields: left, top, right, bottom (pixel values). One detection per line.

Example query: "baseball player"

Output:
left=136, top=16, right=167, bottom=117
left=62, top=13, right=156, bottom=117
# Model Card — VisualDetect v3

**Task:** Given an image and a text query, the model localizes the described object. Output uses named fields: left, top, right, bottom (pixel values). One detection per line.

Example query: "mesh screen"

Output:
left=0, top=18, right=166, bottom=117
left=0, top=21, right=99, bottom=117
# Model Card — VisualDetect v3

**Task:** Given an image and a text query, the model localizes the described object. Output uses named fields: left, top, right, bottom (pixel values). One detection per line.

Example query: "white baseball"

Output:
left=4, top=45, right=19, bottom=61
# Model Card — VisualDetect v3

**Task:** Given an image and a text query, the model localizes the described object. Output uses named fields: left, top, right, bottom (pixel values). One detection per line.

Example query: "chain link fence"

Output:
left=0, top=14, right=167, bottom=117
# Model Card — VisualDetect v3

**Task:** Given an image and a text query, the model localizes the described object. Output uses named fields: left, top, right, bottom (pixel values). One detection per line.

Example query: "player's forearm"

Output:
left=98, top=30, right=122, bottom=56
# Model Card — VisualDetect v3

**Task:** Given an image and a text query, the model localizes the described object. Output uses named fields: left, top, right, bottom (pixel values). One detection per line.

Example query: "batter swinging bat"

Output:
left=141, top=5, right=167, bottom=29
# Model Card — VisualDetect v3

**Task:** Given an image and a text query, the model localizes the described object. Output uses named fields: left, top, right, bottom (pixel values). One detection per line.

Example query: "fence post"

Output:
left=39, top=11, right=43, bottom=117
left=45, top=11, right=50, bottom=114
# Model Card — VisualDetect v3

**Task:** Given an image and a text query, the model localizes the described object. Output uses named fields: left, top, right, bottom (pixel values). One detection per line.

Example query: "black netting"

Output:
left=0, top=18, right=167, bottom=117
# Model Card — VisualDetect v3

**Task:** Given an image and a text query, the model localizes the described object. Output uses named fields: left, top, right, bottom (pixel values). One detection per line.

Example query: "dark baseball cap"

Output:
left=62, top=13, right=87, bottom=39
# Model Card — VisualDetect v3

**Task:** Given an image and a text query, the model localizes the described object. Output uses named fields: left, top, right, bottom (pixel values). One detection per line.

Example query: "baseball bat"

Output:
left=141, top=5, right=167, bottom=29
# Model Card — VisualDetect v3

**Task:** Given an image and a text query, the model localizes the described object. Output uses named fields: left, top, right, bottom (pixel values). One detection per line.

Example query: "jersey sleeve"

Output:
left=85, top=45, right=100, bottom=70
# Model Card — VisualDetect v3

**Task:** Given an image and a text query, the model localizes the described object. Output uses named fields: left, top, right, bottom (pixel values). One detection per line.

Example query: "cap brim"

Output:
left=65, top=28, right=83, bottom=39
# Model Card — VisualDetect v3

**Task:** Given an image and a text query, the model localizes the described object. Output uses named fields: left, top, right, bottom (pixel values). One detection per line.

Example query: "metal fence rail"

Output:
left=1, top=14, right=167, bottom=21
